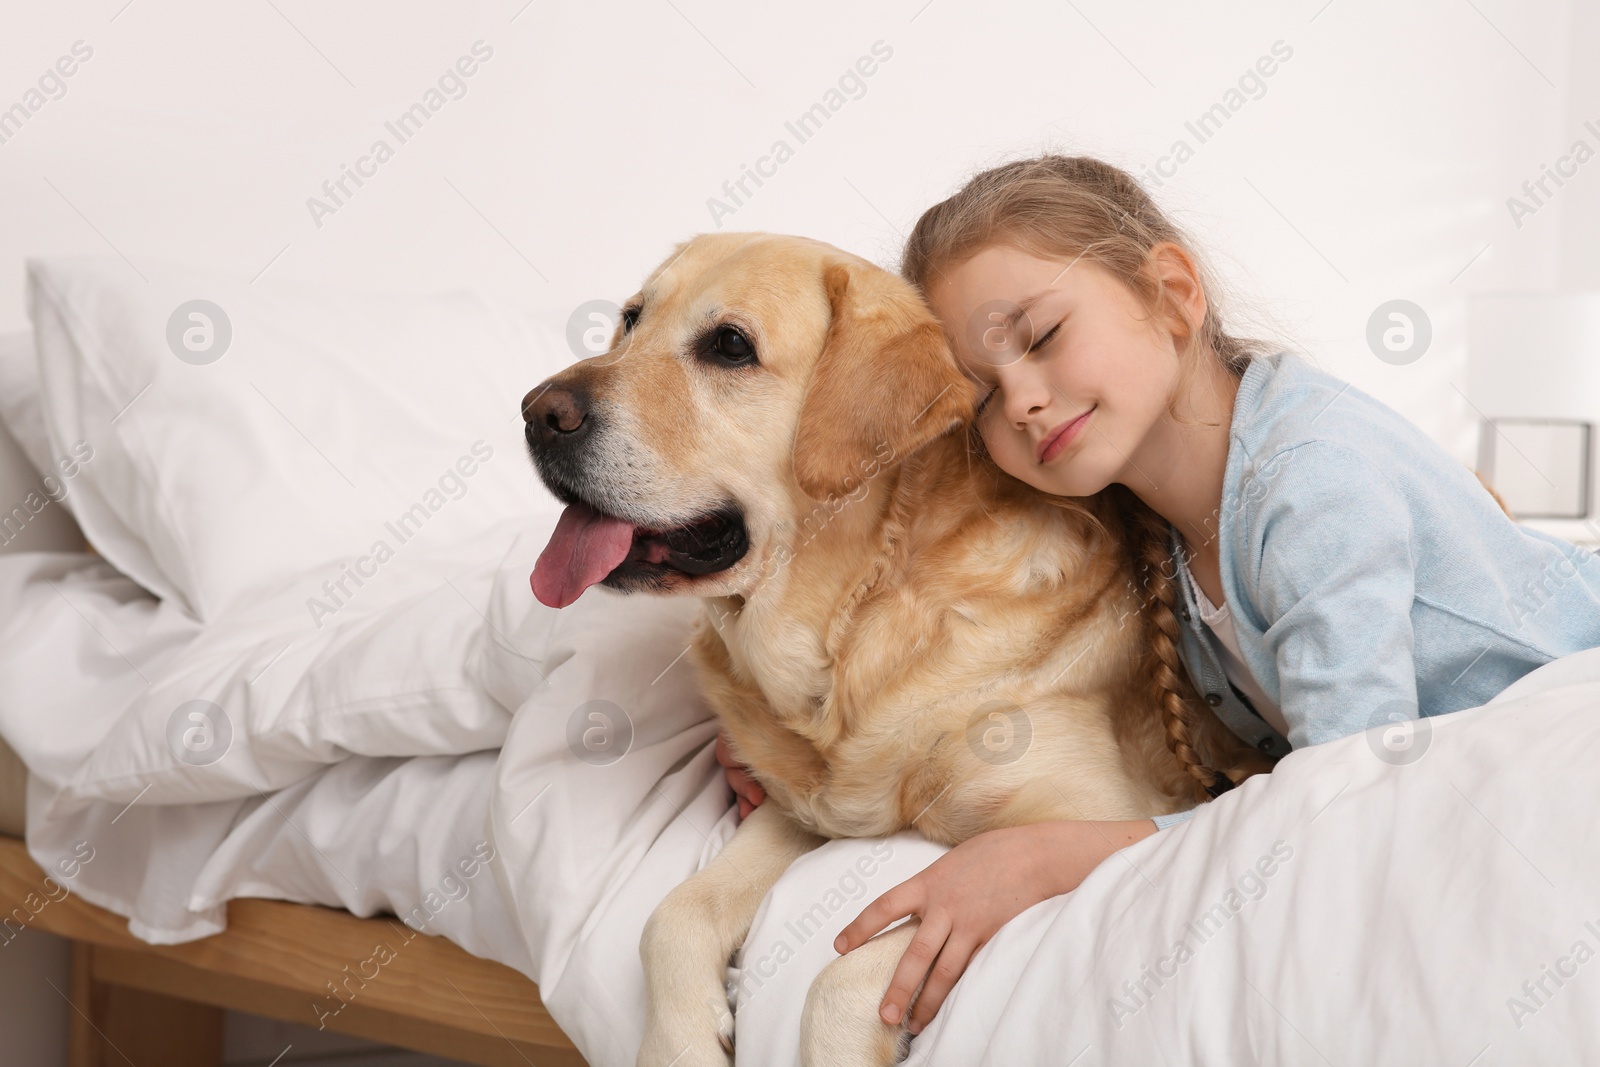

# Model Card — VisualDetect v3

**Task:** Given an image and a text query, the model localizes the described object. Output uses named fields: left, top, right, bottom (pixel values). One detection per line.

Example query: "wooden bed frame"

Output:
left=0, top=835, right=588, bottom=1067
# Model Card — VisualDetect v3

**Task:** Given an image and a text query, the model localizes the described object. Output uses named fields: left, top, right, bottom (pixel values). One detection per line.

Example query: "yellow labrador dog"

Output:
left=520, top=233, right=1269, bottom=1066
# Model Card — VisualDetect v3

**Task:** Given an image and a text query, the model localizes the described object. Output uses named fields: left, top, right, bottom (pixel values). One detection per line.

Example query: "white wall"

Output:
left=0, top=0, right=1580, bottom=462
left=0, top=1, right=1587, bottom=1063
left=1558, top=0, right=1600, bottom=288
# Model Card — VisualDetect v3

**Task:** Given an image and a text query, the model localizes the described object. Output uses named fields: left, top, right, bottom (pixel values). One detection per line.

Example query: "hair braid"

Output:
left=1114, top=484, right=1236, bottom=801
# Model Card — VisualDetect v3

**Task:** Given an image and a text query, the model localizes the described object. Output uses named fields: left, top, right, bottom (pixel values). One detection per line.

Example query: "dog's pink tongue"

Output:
left=531, top=503, right=636, bottom=608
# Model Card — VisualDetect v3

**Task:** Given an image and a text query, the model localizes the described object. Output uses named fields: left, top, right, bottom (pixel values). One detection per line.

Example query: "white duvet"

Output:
left=481, top=534, right=1600, bottom=1067
left=3, top=518, right=1599, bottom=1065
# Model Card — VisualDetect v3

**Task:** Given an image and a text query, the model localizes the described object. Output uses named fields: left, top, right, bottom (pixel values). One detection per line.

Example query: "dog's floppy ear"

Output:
left=791, top=258, right=975, bottom=501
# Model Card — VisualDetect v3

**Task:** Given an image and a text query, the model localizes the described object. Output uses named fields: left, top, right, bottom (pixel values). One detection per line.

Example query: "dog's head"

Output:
left=522, top=232, right=976, bottom=608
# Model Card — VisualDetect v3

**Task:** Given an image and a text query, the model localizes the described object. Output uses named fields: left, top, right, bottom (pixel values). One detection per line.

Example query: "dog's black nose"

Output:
left=523, top=381, right=591, bottom=445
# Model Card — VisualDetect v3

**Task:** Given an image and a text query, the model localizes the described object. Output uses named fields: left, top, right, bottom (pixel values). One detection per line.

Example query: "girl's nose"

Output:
left=1001, top=370, right=1051, bottom=426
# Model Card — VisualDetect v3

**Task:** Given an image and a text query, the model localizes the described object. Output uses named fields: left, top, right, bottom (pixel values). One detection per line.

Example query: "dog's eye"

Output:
left=705, top=324, right=757, bottom=366
left=621, top=305, right=641, bottom=332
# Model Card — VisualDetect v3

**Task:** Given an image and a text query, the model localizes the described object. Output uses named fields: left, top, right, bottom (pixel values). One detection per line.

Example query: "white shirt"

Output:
left=1179, top=554, right=1292, bottom=738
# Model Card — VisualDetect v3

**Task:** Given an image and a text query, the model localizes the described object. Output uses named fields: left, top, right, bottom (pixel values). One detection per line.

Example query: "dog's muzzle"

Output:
left=520, top=380, right=748, bottom=608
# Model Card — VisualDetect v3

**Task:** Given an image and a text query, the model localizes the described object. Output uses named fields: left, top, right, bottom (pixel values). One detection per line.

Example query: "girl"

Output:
left=717, top=153, right=1600, bottom=1037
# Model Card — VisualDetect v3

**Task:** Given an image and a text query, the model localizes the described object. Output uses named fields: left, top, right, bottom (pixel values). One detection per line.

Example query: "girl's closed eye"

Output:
left=1027, top=322, right=1060, bottom=353
left=973, top=322, right=1059, bottom=418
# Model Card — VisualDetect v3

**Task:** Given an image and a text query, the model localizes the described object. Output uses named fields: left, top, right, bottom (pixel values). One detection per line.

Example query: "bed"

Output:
left=0, top=263, right=600, bottom=1065
left=0, top=833, right=581, bottom=1066
left=0, top=517, right=586, bottom=1066
left=4, top=259, right=1600, bottom=1067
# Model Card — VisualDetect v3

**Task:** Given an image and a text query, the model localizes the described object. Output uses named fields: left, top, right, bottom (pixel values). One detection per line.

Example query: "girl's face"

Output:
left=925, top=241, right=1201, bottom=498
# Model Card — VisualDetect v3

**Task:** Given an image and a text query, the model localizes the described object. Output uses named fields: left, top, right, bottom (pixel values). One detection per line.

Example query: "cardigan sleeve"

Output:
left=1151, top=808, right=1197, bottom=831
left=1241, top=440, right=1422, bottom=751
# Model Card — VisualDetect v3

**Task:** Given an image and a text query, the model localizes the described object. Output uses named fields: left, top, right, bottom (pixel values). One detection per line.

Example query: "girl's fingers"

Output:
left=834, top=881, right=921, bottom=954
left=878, top=912, right=952, bottom=1027
left=716, top=733, right=765, bottom=807
left=726, top=766, right=763, bottom=806
left=905, top=935, right=977, bottom=1035
left=738, top=797, right=752, bottom=820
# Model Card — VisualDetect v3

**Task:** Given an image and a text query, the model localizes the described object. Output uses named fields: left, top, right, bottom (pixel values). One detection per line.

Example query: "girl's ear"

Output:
left=791, top=259, right=976, bottom=501
left=1147, top=242, right=1207, bottom=340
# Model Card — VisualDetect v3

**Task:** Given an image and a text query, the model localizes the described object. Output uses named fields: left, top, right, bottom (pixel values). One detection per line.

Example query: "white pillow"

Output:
left=27, top=258, right=568, bottom=621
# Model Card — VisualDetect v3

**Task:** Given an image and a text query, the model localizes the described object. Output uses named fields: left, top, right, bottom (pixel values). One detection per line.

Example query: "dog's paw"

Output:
left=638, top=1001, right=735, bottom=1067
left=800, top=920, right=921, bottom=1067
left=637, top=1027, right=734, bottom=1067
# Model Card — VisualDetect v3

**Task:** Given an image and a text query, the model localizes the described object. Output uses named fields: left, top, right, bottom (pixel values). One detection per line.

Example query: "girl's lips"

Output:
left=1038, top=405, right=1095, bottom=463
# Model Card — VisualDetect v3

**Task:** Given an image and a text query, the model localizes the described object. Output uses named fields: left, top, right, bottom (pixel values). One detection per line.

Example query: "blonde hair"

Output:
left=901, top=153, right=1282, bottom=801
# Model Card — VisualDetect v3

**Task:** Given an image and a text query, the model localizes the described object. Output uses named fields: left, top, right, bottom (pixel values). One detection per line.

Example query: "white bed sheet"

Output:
left=716, top=652, right=1600, bottom=1067
left=479, top=524, right=1600, bottom=1067
left=6, top=525, right=1600, bottom=1066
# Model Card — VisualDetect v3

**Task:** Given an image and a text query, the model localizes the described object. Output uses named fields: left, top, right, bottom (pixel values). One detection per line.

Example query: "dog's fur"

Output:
left=522, top=233, right=1273, bottom=1066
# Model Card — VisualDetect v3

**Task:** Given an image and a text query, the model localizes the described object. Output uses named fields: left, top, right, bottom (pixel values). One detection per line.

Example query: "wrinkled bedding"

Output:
left=3, top=514, right=1598, bottom=1065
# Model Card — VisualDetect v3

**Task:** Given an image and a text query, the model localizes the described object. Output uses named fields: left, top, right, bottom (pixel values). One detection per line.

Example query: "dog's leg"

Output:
left=799, top=917, right=922, bottom=1067
left=638, top=800, right=823, bottom=1067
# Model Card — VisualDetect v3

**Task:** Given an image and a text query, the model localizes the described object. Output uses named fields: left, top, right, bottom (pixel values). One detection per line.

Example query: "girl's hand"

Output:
left=714, top=728, right=765, bottom=819
left=832, top=818, right=1159, bottom=1035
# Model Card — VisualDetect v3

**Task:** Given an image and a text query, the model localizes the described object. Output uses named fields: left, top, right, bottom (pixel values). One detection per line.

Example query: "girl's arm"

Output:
left=1244, top=440, right=1421, bottom=748
left=834, top=818, right=1158, bottom=1035
left=1152, top=442, right=1421, bottom=831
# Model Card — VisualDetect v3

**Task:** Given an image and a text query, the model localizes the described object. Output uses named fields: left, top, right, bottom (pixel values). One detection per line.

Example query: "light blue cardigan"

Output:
left=1150, top=350, right=1600, bottom=830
